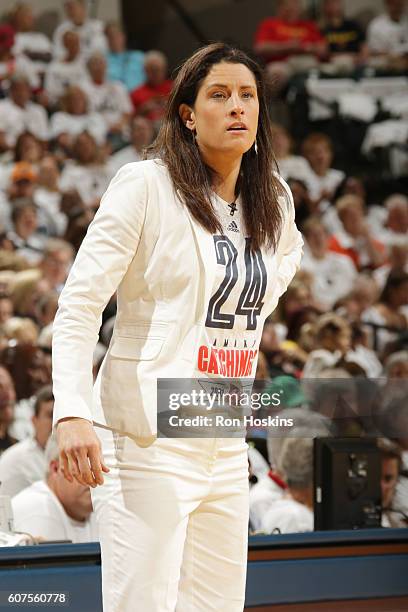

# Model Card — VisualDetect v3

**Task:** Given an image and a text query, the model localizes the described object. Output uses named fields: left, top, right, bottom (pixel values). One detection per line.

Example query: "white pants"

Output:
left=91, top=426, right=250, bottom=612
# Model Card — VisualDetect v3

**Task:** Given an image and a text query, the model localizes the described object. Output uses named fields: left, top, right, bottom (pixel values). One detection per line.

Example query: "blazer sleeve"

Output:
left=51, top=162, right=147, bottom=429
left=275, top=175, right=304, bottom=299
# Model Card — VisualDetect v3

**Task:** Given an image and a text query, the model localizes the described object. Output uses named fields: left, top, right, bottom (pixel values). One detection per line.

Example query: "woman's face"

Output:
left=186, top=62, right=259, bottom=161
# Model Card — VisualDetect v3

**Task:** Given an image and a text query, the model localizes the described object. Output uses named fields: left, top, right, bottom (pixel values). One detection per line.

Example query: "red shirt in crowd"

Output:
left=130, top=79, right=173, bottom=121
left=254, top=17, right=325, bottom=62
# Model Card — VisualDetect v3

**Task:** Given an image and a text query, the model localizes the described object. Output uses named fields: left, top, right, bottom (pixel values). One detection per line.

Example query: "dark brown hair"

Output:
left=146, top=42, right=284, bottom=252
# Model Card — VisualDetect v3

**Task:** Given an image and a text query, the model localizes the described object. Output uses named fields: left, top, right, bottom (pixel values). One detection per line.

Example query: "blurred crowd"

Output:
left=0, top=0, right=406, bottom=543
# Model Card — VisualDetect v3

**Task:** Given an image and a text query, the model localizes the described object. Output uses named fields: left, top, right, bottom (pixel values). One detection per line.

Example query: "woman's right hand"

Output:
left=56, top=417, right=110, bottom=487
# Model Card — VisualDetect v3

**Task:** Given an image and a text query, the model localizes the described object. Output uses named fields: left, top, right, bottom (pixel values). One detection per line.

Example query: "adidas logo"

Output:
left=227, top=220, right=239, bottom=232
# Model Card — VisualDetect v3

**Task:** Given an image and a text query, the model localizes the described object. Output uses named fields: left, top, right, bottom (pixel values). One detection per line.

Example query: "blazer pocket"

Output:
left=110, top=336, right=165, bottom=361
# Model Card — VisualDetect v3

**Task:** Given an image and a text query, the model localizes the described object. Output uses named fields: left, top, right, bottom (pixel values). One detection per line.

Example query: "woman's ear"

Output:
left=179, top=103, right=195, bottom=132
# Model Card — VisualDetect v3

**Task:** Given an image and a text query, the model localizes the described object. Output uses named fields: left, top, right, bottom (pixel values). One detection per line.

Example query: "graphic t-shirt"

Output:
left=255, top=17, right=324, bottom=62
left=322, top=19, right=365, bottom=54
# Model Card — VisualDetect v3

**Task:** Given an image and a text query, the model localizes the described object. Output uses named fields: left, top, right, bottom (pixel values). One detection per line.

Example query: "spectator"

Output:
left=286, top=177, right=316, bottom=228
left=272, top=123, right=311, bottom=183
left=0, top=24, right=39, bottom=90
left=367, top=0, right=408, bottom=63
left=59, top=131, right=111, bottom=208
left=0, top=76, right=48, bottom=147
left=39, top=238, right=74, bottom=292
left=10, top=3, right=52, bottom=66
left=302, top=133, right=345, bottom=213
left=0, top=385, right=53, bottom=497
left=0, top=365, right=17, bottom=454
left=262, top=436, right=314, bottom=534
left=130, top=51, right=172, bottom=124
left=82, top=53, right=132, bottom=139
left=320, top=0, right=367, bottom=65
left=302, top=313, right=352, bottom=377
left=105, top=22, right=145, bottom=92
left=53, top=0, right=107, bottom=61
left=0, top=160, right=38, bottom=231
left=7, top=197, right=45, bottom=265
left=44, top=30, right=87, bottom=106
left=33, top=156, right=67, bottom=237
left=328, top=195, right=387, bottom=271
left=108, top=117, right=154, bottom=177
left=383, top=350, right=408, bottom=379
left=50, top=85, right=107, bottom=149
left=362, top=270, right=408, bottom=354
left=12, top=434, right=98, bottom=542
left=254, top=0, right=326, bottom=80
left=369, top=194, right=408, bottom=248
left=301, top=216, right=357, bottom=309
left=378, top=438, right=406, bottom=527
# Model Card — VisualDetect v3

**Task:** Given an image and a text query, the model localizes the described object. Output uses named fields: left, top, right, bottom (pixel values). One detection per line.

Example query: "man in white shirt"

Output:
left=301, top=216, right=357, bottom=309
left=11, top=3, right=52, bottom=68
left=367, top=0, right=408, bottom=58
left=53, top=0, right=107, bottom=61
left=12, top=433, right=98, bottom=543
left=82, top=53, right=132, bottom=135
left=108, top=117, right=154, bottom=177
left=0, top=76, right=48, bottom=147
left=0, top=386, right=53, bottom=498
left=45, top=30, right=87, bottom=105
left=302, top=133, right=345, bottom=213
left=261, top=437, right=314, bottom=534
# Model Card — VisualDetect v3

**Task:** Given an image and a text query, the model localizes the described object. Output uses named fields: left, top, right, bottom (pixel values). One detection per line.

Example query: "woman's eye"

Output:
left=242, top=91, right=254, bottom=98
left=212, top=92, right=226, bottom=99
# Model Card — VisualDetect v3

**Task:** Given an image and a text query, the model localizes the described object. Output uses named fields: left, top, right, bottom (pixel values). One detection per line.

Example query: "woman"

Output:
left=52, top=43, right=303, bottom=611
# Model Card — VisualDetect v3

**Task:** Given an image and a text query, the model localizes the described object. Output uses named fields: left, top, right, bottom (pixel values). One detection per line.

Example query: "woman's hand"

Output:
left=56, top=417, right=110, bottom=487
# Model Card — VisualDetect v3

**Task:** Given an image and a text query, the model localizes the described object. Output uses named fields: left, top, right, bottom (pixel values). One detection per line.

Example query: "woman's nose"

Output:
left=229, top=94, right=244, bottom=115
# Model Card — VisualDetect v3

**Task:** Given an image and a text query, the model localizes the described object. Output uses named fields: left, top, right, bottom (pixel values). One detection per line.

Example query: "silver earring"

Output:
left=254, top=139, right=258, bottom=155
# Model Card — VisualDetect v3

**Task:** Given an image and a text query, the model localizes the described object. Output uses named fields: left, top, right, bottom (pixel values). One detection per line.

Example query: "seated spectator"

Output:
left=378, top=438, right=406, bottom=527
left=13, top=131, right=44, bottom=168
left=131, top=51, right=172, bottom=125
left=0, top=76, right=48, bottom=147
left=320, top=0, right=367, bottom=65
left=44, top=30, right=87, bottom=106
left=105, top=22, right=145, bottom=92
left=60, top=131, right=111, bottom=208
left=0, top=158, right=38, bottom=231
left=2, top=316, right=39, bottom=345
left=53, top=0, right=107, bottom=61
left=10, top=3, right=52, bottom=66
left=12, top=434, right=98, bottom=542
left=0, top=366, right=17, bottom=454
left=302, top=133, right=345, bottom=213
left=7, top=197, right=45, bottom=264
left=272, top=123, right=311, bottom=183
left=262, top=436, right=314, bottom=534
left=368, top=194, right=408, bottom=248
left=254, top=0, right=326, bottom=84
left=33, top=156, right=67, bottom=237
left=362, top=270, right=408, bottom=355
left=0, top=385, right=53, bottom=497
left=302, top=313, right=352, bottom=377
left=82, top=53, right=132, bottom=139
left=301, top=216, right=357, bottom=309
left=108, top=117, right=154, bottom=177
left=0, top=24, right=39, bottom=91
left=367, top=0, right=408, bottom=66
left=328, top=195, right=387, bottom=271
left=50, top=85, right=107, bottom=149
left=39, top=238, right=74, bottom=292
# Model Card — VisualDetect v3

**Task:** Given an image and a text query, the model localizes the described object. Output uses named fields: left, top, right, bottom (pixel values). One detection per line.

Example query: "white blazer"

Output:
left=52, top=160, right=303, bottom=446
